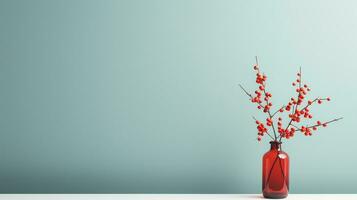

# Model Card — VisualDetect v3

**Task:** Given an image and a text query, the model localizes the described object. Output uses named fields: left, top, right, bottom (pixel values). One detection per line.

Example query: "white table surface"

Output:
left=0, top=194, right=356, bottom=200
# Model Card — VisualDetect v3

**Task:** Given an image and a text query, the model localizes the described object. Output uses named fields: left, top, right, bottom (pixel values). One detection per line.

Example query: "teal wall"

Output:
left=0, top=0, right=354, bottom=193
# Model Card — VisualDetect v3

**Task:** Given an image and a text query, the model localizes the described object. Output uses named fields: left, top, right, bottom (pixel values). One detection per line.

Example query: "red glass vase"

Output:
left=262, top=141, right=289, bottom=199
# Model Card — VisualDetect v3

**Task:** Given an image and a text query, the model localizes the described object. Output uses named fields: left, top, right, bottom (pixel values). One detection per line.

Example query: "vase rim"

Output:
left=270, top=141, right=282, bottom=144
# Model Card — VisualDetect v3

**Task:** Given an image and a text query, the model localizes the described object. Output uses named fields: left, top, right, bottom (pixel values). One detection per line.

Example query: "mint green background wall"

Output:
left=0, top=0, right=354, bottom=193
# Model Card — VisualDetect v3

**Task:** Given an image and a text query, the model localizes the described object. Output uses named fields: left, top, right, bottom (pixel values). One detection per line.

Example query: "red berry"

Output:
left=317, top=121, right=321, bottom=125
left=318, top=100, right=322, bottom=104
left=257, top=137, right=261, bottom=141
left=292, top=82, right=296, bottom=86
left=327, top=97, right=331, bottom=101
left=322, top=123, right=327, bottom=127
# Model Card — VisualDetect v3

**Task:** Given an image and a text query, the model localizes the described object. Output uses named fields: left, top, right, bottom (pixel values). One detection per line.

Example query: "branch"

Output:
left=262, top=87, right=277, bottom=139
left=271, top=105, right=285, bottom=118
left=238, top=84, right=253, bottom=98
left=294, top=117, right=343, bottom=132
left=239, top=84, right=269, bottom=113
left=290, top=124, right=300, bottom=129
left=279, top=67, right=302, bottom=142
left=239, top=82, right=278, bottom=141
left=300, top=97, right=319, bottom=111
left=298, top=97, right=329, bottom=113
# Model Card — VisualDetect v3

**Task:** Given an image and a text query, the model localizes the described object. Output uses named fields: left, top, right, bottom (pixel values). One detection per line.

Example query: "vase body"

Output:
left=262, top=141, right=289, bottom=199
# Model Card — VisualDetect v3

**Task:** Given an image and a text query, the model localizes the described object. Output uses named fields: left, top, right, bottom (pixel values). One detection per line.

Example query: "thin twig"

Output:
left=255, top=56, right=259, bottom=66
left=290, top=124, right=300, bottom=129
left=239, top=84, right=268, bottom=112
left=293, top=117, right=343, bottom=132
left=299, top=97, right=319, bottom=112
left=238, top=84, right=252, bottom=98
left=271, top=105, right=285, bottom=118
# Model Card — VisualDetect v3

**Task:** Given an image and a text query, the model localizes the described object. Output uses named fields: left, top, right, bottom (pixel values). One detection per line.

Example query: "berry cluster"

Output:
left=251, top=65, right=273, bottom=114
left=256, top=120, right=268, bottom=139
left=277, top=117, right=295, bottom=139
left=239, top=57, right=342, bottom=142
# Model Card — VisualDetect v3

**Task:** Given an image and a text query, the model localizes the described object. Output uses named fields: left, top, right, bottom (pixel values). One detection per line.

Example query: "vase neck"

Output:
left=270, top=141, right=282, bottom=151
